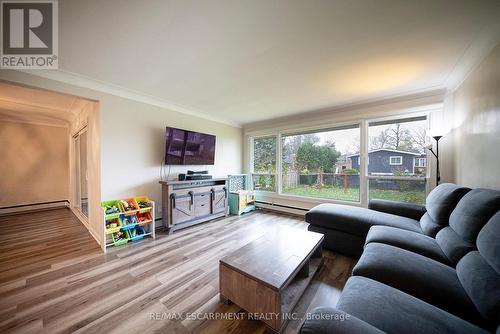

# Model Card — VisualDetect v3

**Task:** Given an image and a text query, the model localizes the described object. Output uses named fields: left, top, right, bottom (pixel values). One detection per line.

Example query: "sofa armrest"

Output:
left=368, top=199, right=426, bottom=221
left=300, top=307, right=385, bottom=334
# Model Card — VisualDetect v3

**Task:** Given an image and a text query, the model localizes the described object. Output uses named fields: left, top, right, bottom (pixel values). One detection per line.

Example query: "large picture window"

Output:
left=368, top=116, right=427, bottom=204
left=249, top=114, right=429, bottom=205
left=252, top=136, right=277, bottom=191
left=281, top=125, right=360, bottom=202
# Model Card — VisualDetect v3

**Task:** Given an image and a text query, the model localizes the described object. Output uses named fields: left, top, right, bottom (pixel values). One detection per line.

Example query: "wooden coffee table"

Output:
left=219, top=225, right=324, bottom=333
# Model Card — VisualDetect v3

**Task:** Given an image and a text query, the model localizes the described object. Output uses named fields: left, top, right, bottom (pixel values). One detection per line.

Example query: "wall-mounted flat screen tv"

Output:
left=165, top=127, right=216, bottom=165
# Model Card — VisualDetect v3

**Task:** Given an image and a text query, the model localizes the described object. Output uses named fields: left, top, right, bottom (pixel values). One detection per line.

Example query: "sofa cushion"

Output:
left=352, top=243, right=484, bottom=326
left=457, top=252, right=500, bottom=329
left=364, top=226, right=451, bottom=265
left=368, top=199, right=426, bottom=220
left=305, top=203, right=421, bottom=237
left=457, top=212, right=500, bottom=326
left=419, top=183, right=470, bottom=236
left=436, top=226, right=475, bottom=264
left=308, top=225, right=365, bottom=257
left=477, top=211, right=500, bottom=274
left=418, top=212, right=441, bottom=237
left=300, top=307, right=385, bottom=334
left=449, top=189, right=500, bottom=243
left=337, top=276, right=488, bottom=334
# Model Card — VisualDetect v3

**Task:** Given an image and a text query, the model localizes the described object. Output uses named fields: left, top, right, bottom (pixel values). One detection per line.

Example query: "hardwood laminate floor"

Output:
left=0, top=208, right=356, bottom=334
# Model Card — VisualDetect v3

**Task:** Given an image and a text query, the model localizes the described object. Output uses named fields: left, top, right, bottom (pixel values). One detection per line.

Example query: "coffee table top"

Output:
left=219, top=225, right=324, bottom=291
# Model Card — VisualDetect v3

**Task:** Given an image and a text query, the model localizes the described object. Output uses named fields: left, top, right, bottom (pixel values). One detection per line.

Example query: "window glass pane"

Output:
left=369, top=179, right=426, bottom=204
left=367, top=117, right=427, bottom=204
left=281, top=125, right=360, bottom=202
left=252, top=136, right=276, bottom=191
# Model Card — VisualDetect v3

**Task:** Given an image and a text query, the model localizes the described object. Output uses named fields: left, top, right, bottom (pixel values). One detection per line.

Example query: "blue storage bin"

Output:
left=120, top=214, right=138, bottom=230
left=129, top=226, right=145, bottom=241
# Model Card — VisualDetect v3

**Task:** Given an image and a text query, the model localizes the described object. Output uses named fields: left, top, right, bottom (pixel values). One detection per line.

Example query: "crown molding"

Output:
left=19, top=69, right=243, bottom=128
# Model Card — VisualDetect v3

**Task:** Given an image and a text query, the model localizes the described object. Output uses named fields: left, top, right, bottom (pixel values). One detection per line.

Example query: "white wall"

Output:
left=0, top=70, right=243, bottom=246
left=0, top=120, right=69, bottom=207
left=99, top=93, right=242, bottom=215
left=441, top=42, right=500, bottom=189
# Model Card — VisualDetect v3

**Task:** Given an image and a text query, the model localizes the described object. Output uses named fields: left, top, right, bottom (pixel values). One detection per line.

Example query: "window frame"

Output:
left=414, top=157, right=426, bottom=167
left=247, top=109, right=433, bottom=207
left=389, top=156, right=403, bottom=165
left=251, top=135, right=278, bottom=192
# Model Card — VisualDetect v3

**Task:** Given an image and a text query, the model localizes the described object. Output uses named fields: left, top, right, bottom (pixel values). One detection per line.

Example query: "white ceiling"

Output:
left=31, top=0, right=500, bottom=125
left=0, top=82, right=91, bottom=127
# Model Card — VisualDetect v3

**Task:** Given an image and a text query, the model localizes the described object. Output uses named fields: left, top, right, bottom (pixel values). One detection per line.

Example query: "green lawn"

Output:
left=283, top=185, right=425, bottom=204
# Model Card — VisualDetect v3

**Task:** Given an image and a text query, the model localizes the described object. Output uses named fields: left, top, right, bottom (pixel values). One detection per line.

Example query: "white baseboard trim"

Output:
left=0, top=201, right=69, bottom=216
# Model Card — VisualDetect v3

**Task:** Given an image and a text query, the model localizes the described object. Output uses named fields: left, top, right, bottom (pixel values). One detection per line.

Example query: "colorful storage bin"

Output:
left=111, top=230, right=130, bottom=246
left=135, top=196, right=153, bottom=213
left=129, top=226, right=146, bottom=241
left=120, top=214, right=138, bottom=230
left=101, top=200, right=122, bottom=219
left=137, top=211, right=153, bottom=226
left=119, top=198, right=139, bottom=214
left=105, top=217, right=122, bottom=234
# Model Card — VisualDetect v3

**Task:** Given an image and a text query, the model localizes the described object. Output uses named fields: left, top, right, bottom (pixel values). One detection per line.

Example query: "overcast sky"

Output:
left=310, top=120, right=427, bottom=155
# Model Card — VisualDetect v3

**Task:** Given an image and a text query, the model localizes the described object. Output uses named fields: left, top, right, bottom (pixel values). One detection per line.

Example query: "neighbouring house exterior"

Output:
left=334, top=155, right=352, bottom=173
left=349, top=149, right=426, bottom=175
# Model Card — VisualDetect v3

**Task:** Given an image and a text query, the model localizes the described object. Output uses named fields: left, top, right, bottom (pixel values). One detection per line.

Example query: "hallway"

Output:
left=0, top=208, right=101, bottom=286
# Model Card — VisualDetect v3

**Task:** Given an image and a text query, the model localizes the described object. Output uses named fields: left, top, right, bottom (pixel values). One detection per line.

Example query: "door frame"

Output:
left=72, top=126, right=88, bottom=221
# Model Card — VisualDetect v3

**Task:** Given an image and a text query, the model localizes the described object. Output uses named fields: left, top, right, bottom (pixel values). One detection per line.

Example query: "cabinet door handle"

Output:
left=170, top=193, right=176, bottom=209
left=223, top=187, right=228, bottom=198
left=188, top=191, right=194, bottom=206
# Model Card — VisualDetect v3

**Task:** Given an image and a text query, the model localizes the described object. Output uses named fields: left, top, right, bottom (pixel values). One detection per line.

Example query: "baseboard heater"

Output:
left=0, top=200, right=69, bottom=215
left=255, top=200, right=309, bottom=215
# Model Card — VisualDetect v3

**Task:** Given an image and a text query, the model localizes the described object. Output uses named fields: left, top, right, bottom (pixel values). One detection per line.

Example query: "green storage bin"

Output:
left=102, top=200, right=122, bottom=219
left=111, top=230, right=130, bottom=246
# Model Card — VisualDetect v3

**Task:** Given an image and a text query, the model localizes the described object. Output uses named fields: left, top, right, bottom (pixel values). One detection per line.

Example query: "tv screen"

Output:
left=165, top=127, right=216, bottom=165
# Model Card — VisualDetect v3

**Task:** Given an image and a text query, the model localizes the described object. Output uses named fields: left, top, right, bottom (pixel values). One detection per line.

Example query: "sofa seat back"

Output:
left=456, top=211, right=500, bottom=330
left=419, top=183, right=470, bottom=237
left=435, top=188, right=500, bottom=264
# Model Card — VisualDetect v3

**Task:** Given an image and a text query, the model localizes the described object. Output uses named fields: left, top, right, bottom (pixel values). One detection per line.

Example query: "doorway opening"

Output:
left=0, top=80, right=102, bottom=249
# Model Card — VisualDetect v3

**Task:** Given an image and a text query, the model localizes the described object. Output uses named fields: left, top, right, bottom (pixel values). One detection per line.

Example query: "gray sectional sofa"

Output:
left=301, top=184, right=500, bottom=334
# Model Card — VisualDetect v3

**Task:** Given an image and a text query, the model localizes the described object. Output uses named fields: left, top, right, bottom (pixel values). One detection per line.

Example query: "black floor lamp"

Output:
left=427, top=135, right=442, bottom=186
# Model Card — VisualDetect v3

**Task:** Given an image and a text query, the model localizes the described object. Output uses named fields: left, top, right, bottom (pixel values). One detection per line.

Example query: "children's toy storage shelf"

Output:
left=101, top=196, right=156, bottom=250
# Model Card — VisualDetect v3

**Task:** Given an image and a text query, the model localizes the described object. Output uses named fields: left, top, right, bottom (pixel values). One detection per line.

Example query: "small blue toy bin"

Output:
left=129, top=226, right=146, bottom=241
left=120, top=214, right=138, bottom=230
